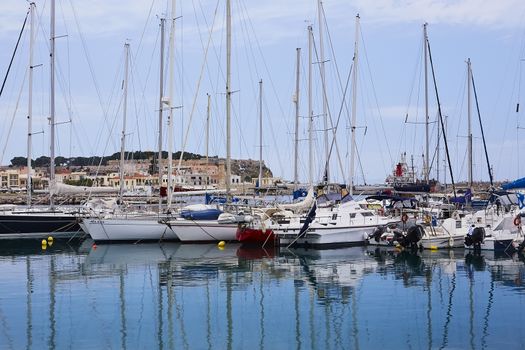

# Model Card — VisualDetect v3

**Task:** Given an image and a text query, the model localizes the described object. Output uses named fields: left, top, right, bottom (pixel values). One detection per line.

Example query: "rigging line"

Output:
left=311, top=29, right=346, bottom=181
left=359, top=26, right=393, bottom=166
left=471, top=73, right=494, bottom=187
left=427, top=41, right=456, bottom=197
left=321, top=5, right=352, bottom=136
left=67, top=0, right=118, bottom=152
left=131, top=23, right=161, bottom=151
left=176, top=0, right=219, bottom=173
left=0, top=8, right=29, bottom=100
left=238, top=0, right=291, bottom=137
left=195, top=0, right=225, bottom=154
left=402, top=29, right=424, bottom=160
left=0, top=68, right=28, bottom=165
left=132, top=0, right=156, bottom=68
left=87, top=50, right=127, bottom=200
left=129, top=57, right=143, bottom=152
left=324, top=62, right=353, bottom=185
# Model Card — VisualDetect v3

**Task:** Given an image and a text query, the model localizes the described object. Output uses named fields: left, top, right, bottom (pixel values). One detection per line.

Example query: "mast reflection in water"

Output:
left=1, top=240, right=524, bottom=349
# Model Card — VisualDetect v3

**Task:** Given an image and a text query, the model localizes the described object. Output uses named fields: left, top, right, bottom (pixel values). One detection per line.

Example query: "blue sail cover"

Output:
left=502, top=177, right=525, bottom=190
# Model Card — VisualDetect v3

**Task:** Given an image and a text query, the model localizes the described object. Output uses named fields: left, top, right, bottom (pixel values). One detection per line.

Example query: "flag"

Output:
left=298, top=202, right=317, bottom=238
left=517, top=193, right=525, bottom=209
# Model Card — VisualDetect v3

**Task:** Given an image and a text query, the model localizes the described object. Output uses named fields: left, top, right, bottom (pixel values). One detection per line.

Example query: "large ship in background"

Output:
left=385, top=153, right=436, bottom=193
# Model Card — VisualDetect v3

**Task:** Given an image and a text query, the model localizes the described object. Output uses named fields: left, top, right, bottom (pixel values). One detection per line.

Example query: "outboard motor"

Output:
left=370, top=226, right=385, bottom=242
left=401, top=224, right=424, bottom=249
left=465, top=227, right=485, bottom=251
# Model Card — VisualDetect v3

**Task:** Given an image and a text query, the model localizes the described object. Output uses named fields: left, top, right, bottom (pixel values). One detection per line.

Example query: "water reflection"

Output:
left=1, top=241, right=525, bottom=349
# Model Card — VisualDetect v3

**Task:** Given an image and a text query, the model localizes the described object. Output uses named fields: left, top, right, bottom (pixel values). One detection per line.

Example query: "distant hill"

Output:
left=9, top=152, right=273, bottom=180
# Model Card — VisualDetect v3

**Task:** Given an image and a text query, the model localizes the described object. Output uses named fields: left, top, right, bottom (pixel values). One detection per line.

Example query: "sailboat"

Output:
left=80, top=19, right=178, bottom=242
left=164, top=0, right=248, bottom=242
left=268, top=15, right=397, bottom=247
left=0, top=1, right=83, bottom=239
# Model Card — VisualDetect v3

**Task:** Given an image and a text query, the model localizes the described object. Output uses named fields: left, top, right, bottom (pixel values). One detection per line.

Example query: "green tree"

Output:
left=10, top=156, right=28, bottom=167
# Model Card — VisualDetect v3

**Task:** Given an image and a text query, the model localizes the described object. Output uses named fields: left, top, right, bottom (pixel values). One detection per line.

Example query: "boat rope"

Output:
left=359, top=26, right=393, bottom=169
left=427, top=40, right=456, bottom=197
left=0, top=8, right=29, bottom=100
left=311, top=31, right=347, bottom=182
left=471, top=73, right=494, bottom=188
left=0, top=68, right=27, bottom=165
left=176, top=0, right=219, bottom=173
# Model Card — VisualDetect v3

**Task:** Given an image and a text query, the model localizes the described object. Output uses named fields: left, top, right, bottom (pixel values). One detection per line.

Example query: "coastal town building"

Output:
left=0, top=156, right=267, bottom=192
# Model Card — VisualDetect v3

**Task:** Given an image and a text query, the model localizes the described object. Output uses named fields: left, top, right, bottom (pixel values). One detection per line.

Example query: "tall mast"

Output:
left=225, top=0, right=232, bottom=200
left=49, top=0, right=56, bottom=208
left=467, top=58, right=473, bottom=190
left=258, top=79, right=263, bottom=189
left=293, top=48, right=301, bottom=191
left=166, top=0, right=176, bottom=209
left=437, top=112, right=440, bottom=184
left=158, top=17, right=165, bottom=209
left=308, top=25, right=313, bottom=188
left=317, top=0, right=329, bottom=183
left=119, top=43, right=130, bottom=204
left=423, top=23, right=429, bottom=184
left=206, top=93, right=210, bottom=191
left=349, top=14, right=360, bottom=196
left=27, top=2, right=36, bottom=206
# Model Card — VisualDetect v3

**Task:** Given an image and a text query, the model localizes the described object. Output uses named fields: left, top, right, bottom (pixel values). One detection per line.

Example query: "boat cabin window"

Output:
left=455, top=220, right=461, bottom=229
left=361, top=212, right=374, bottom=217
left=349, top=213, right=356, bottom=219
left=331, top=214, right=337, bottom=220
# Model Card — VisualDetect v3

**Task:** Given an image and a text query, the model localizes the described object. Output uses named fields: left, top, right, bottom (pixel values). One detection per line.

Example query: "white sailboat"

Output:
left=164, top=0, right=243, bottom=242
left=0, top=1, right=84, bottom=239
left=270, top=15, right=397, bottom=247
left=81, top=28, right=177, bottom=242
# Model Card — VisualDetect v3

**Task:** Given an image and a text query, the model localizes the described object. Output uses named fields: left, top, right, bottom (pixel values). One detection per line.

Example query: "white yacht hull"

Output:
left=464, top=231, right=522, bottom=251
left=167, top=219, right=238, bottom=242
left=275, top=225, right=376, bottom=247
left=419, top=234, right=464, bottom=249
left=81, top=217, right=178, bottom=242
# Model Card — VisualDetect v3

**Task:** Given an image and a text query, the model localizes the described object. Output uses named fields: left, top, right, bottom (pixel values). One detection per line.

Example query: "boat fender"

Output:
left=448, top=237, right=454, bottom=248
left=514, top=215, right=521, bottom=227
left=423, top=215, right=431, bottom=224
left=401, top=213, right=409, bottom=223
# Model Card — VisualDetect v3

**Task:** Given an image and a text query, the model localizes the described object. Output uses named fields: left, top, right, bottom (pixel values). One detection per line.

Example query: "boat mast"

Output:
left=27, top=2, right=35, bottom=206
left=467, top=58, right=473, bottom=190
left=158, top=17, right=165, bottom=210
left=225, top=0, right=232, bottom=201
left=258, top=79, right=263, bottom=190
left=49, top=0, right=56, bottom=208
left=308, top=25, right=313, bottom=188
left=294, top=47, right=301, bottom=191
left=317, top=0, right=329, bottom=183
left=471, top=72, right=494, bottom=188
left=423, top=23, right=429, bottom=184
left=119, top=43, right=130, bottom=204
left=206, top=93, right=210, bottom=191
left=349, top=14, right=360, bottom=196
left=166, top=0, right=176, bottom=209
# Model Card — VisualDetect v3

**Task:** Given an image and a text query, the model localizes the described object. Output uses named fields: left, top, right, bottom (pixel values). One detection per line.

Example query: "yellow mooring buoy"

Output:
left=47, top=236, right=54, bottom=246
left=41, top=239, right=47, bottom=250
left=218, top=241, right=226, bottom=249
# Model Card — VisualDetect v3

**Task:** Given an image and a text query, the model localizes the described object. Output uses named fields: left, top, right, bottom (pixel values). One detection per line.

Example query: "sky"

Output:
left=0, top=0, right=525, bottom=185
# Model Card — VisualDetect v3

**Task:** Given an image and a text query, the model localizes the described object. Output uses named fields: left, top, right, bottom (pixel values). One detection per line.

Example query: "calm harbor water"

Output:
left=1, top=240, right=525, bottom=350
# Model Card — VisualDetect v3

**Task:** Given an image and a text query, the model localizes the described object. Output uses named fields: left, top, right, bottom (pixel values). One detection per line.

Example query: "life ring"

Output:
left=401, top=213, right=409, bottom=223
left=514, top=215, right=521, bottom=227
